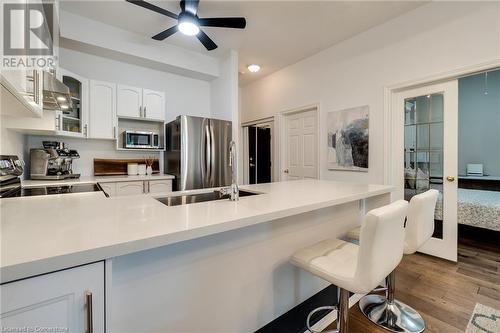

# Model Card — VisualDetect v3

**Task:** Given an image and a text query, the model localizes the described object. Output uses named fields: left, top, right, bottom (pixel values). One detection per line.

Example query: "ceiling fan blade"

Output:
left=180, top=0, right=200, bottom=15
left=198, top=17, right=246, bottom=29
left=196, top=30, right=217, bottom=51
left=152, top=26, right=178, bottom=41
left=126, top=0, right=178, bottom=20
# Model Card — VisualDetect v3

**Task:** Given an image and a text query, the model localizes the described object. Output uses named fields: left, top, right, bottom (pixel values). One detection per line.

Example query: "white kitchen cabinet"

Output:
left=148, top=179, right=172, bottom=194
left=99, top=182, right=116, bottom=197
left=143, top=89, right=165, bottom=120
left=0, top=262, right=105, bottom=333
left=102, top=179, right=172, bottom=196
left=117, top=85, right=143, bottom=118
left=0, top=69, right=43, bottom=118
left=90, top=80, right=117, bottom=139
left=116, top=87, right=165, bottom=121
left=116, top=181, right=145, bottom=196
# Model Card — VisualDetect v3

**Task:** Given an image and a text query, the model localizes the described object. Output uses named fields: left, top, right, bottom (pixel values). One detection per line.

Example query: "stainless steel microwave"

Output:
left=123, top=131, right=160, bottom=149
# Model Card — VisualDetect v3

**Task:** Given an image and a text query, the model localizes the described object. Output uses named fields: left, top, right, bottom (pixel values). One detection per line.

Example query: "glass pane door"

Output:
left=404, top=94, right=444, bottom=238
left=62, top=75, right=82, bottom=134
left=395, top=80, right=458, bottom=262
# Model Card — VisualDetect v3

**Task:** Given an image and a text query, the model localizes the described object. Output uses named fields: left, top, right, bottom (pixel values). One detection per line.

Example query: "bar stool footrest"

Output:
left=306, top=306, right=338, bottom=333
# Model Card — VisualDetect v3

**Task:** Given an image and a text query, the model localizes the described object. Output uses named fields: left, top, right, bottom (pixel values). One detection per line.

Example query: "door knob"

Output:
left=446, top=176, right=455, bottom=182
left=284, top=169, right=289, bottom=174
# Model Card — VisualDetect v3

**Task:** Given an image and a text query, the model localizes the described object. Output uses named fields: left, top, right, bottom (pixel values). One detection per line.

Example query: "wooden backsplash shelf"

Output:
left=94, top=158, right=160, bottom=176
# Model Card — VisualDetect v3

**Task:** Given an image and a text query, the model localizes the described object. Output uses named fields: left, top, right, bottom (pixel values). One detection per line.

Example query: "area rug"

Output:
left=466, top=303, right=500, bottom=333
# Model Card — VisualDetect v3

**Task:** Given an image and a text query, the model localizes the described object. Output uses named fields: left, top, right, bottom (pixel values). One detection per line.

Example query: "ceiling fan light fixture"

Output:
left=126, top=0, right=246, bottom=51
left=178, top=14, right=200, bottom=36
left=247, top=64, right=261, bottom=73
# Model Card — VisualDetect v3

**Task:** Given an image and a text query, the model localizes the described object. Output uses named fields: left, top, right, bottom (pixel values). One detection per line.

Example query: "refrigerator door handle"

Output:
left=200, top=119, right=206, bottom=187
left=204, top=120, right=211, bottom=187
left=209, top=122, right=216, bottom=187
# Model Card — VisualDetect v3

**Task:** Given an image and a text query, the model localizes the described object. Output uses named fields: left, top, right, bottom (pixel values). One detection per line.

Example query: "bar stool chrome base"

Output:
left=359, top=294, right=425, bottom=333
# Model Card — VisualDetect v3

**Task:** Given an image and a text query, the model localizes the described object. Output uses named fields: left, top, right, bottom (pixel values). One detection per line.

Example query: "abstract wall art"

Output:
left=327, top=105, right=369, bottom=172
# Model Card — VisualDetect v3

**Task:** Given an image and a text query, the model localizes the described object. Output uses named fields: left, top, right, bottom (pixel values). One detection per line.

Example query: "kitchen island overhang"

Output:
left=1, top=180, right=393, bottom=332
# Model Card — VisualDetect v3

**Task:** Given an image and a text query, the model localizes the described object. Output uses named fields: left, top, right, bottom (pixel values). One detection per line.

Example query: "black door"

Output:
left=257, top=127, right=272, bottom=183
left=248, top=126, right=257, bottom=184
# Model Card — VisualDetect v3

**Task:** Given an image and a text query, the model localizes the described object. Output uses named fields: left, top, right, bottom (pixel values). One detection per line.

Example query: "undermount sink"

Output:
left=155, top=190, right=259, bottom=207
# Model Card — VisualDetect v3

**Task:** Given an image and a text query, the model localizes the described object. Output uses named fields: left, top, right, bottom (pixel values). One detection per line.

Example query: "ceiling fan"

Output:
left=125, top=0, right=246, bottom=51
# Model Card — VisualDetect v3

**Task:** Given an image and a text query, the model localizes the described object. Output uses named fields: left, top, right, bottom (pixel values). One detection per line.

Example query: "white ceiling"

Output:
left=61, top=1, right=425, bottom=85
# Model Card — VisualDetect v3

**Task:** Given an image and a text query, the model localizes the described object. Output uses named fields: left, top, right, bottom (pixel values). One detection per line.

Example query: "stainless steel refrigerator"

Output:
left=164, top=115, right=232, bottom=191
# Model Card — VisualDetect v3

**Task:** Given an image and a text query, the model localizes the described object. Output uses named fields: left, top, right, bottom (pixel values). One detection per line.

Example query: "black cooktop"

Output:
left=6, top=184, right=102, bottom=197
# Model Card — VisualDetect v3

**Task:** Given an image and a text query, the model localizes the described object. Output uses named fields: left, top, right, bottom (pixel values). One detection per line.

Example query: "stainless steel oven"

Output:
left=123, top=131, right=159, bottom=149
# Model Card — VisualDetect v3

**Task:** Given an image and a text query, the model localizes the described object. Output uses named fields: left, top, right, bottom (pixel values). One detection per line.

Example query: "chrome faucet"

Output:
left=219, top=140, right=239, bottom=201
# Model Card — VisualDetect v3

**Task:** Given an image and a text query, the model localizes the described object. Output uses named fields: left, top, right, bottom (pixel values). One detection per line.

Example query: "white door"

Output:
left=393, top=81, right=458, bottom=261
left=0, top=262, right=105, bottom=333
left=283, top=108, right=318, bottom=180
left=116, top=181, right=145, bottom=196
left=89, top=80, right=116, bottom=139
left=117, top=85, right=142, bottom=118
left=143, top=89, right=165, bottom=120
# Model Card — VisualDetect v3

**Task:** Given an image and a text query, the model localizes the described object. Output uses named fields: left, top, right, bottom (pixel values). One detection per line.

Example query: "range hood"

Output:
left=43, top=71, right=73, bottom=111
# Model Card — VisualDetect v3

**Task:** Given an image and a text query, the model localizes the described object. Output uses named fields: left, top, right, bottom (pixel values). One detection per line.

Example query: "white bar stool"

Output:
left=346, top=189, right=439, bottom=333
left=290, top=200, right=408, bottom=333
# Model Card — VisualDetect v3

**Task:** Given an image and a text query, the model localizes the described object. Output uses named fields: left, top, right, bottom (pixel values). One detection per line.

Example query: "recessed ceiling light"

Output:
left=56, top=96, right=67, bottom=102
left=60, top=104, right=69, bottom=110
left=247, top=64, right=261, bottom=73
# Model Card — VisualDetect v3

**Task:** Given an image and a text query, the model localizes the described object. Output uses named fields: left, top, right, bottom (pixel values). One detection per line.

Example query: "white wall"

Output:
left=210, top=51, right=238, bottom=121
left=25, top=136, right=148, bottom=177
left=21, top=47, right=213, bottom=177
left=458, top=69, right=500, bottom=176
left=241, top=2, right=500, bottom=184
left=0, top=125, right=25, bottom=156
left=59, top=47, right=211, bottom=122
left=210, top=50, right=241, bottom=179
left=60, top=10, right=219, bottom=80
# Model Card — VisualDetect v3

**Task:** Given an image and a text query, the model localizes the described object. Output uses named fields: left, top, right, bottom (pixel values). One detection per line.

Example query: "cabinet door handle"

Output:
left=139, top=106, right=142, bottom=117
left=85, top=291, right=93, bottom=333
left=144, top=106, right=147, bottom=118
left=33, top=70, right=38, bottom=104
left=55, top=114, right=61, bottom=130
left=36, top=71, right=40, bottom=105
left=84, top=124, right=88, bottom=138
left=113, top=126, right=116, bottom=139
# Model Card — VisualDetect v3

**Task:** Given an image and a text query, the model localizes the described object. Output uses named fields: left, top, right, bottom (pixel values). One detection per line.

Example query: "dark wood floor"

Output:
left=325, top=237, right=500, bottom=332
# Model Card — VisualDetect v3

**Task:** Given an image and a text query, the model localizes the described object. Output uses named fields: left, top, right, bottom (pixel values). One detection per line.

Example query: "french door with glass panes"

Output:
left=393, top=81, right=458, bottom=262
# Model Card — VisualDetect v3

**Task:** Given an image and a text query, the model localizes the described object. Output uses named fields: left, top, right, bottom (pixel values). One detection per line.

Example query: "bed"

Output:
left=434, top=189, right=500, bottom=232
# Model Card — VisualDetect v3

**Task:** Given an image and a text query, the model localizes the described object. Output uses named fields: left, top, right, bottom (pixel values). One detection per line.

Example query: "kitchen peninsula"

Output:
left=1, top=180, right=392, bottom=332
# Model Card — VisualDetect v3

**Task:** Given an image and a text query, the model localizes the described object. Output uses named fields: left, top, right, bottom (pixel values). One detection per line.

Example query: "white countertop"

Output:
left=0, top=180, right=393, bottom=283
left=21, top=174, right=175, bottom=187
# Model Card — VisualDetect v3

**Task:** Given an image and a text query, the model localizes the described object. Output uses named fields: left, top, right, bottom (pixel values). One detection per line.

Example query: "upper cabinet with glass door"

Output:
left=57, top=69, right=89, bottom=137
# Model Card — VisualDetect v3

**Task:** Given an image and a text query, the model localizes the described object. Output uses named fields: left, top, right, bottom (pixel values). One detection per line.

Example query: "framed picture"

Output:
left=327, top=105, right=369, bottom=172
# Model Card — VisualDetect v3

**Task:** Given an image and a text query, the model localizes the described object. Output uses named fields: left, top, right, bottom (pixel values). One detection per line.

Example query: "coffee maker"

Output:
left=30, top=141, right=81, bottom=180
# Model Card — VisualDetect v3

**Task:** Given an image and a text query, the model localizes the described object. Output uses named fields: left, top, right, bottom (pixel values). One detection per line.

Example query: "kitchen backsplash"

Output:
left=25, top=135, right=161, bottom=177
